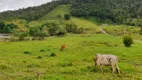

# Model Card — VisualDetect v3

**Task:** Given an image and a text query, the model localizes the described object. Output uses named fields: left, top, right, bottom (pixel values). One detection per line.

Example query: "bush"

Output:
left=43, top=21, right=66, bottom=36
left=123, top=35, right=133, bottom=47
left=37, top=56, right=42, bottom=59
left=66, top=23, right=84, bottom=34
left=18, top=32, right=28, bottom=41
left=64, top=14, right=71, bottom=20
left=29, top=26, right=48, bottom=40
left=23, top=51, right=31, bottom=54
left=50, top=52, right=56, bottom=57
left=40, top=49, right=45, bottom=52
left=57, top=14, right=62, bottom=19
left=57, top=30, right=66, bottom=36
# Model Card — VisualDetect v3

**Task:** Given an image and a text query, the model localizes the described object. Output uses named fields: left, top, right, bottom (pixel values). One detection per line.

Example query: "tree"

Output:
left=4, top=23, right=18, bottom=33
left=64, top=14, right=71, bottom=20
left=0, top=22, right=5, bottom=33
left=43, top=21, right=66, bottom=36
left=29, top=26, right=48, bottom=40
left=123, top=35, right=133, bottom=47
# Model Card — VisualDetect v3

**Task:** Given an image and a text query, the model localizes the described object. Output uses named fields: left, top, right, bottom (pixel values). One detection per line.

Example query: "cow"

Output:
left=60, top=44, right=66, bottom=51
left=94, top=54, right=120, bottom=74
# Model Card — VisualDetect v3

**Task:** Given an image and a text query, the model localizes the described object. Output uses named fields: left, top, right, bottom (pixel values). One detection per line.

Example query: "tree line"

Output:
left=0, top=0, right=141, bottom=26
left=0, top=1, right=59, bottom=21
left=70, top=0, right=142, bottom=26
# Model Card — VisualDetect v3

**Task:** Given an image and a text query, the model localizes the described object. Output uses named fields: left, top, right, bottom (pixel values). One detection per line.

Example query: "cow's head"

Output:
left=94, top=54, right=101, bottom=66
left=93, top=56, right=97, bottom=66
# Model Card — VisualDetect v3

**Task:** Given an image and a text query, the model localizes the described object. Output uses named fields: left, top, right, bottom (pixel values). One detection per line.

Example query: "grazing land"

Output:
left=0, top=34, right=142, bottom=80
left=0, top=0, right=142, bottom=80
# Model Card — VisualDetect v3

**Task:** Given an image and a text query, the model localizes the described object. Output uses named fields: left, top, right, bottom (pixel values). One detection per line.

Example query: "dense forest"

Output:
left=0, top=0, right=142, bottom=26
left=71, top=0, right=142, bottom=25
left=0, top=1, right=59, bottom=21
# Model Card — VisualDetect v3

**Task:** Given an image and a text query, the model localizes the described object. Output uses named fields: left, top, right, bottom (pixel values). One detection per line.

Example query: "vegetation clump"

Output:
left=23, top=51, right=31, bottom=54
left=37, top=56, right=42, bottom=59
left=40, top=49, right=45, bottom=52
left=50, top=52, right=56, bottom=57
left=64, top=14, right=71, bottom=20
left=123, top=35, right=133, bottom=47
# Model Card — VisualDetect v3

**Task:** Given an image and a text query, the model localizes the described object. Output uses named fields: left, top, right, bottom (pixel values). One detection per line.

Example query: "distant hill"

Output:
left=39, top=5, right=99, bottom=30
left=0, top=0, right=141, bottom=26
left=0, top=1, right=59, bottom=21
left=71, top=0, right=142, bottom=26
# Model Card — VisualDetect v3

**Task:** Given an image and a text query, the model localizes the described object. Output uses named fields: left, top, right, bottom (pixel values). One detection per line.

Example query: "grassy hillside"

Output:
left=40, top=5, right=99, bottom=30
left=0, top=34, right=142, bottom=80
left=40, top=5, right=71, bottom=21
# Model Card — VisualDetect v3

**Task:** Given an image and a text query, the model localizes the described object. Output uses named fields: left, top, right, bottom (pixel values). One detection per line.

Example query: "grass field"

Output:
left=1, top=4, right=142, bottom=80
left=0, top=34, right=142, bottom=80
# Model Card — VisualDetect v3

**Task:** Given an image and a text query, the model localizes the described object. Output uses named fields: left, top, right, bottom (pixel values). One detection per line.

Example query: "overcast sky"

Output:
left=0, top=0, right=52, bottom=12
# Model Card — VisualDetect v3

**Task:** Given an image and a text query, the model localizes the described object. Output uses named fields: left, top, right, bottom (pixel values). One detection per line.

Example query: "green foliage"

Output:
left=40, top=49, right=45, bottom=52
left=64, top=14, right=71, bottom=20
left=0, top=22, right=17, bottom=33
left=57, top=14, right=62, bottom=19
left=0, top=1, right=59, bottom=21
left=71, top=0, right=142, bottom=25
left=18, top=32, right=28, bottom=41
left=42, top=21, right=66, bottom=36
left=139, top=28, right=142, bottom=35
left=123, top=35, right=133, bottom=47
left=29, top=26, right=48, bottom=40
left=66, top=23, right=84, bottom=34
left=23, top=51, right=31, bottom=54
left=37, top=56, right=42, bottom=59
left=50, top=52, right=56, bottom=57
left=0, top=22, right=5, bottom=33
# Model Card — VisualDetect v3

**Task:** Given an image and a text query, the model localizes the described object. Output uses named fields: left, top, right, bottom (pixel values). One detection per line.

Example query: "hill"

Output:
left=0, top=0, right=141, bottom=26
left=40, top=5, right=100, bottom=31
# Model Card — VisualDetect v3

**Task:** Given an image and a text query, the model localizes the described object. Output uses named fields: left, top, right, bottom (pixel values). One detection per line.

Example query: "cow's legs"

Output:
left=116, top=65, right=120, bottom=74
left=99, top=65, right=103, bottom=73
left=112, top=65, right=116, bottom=73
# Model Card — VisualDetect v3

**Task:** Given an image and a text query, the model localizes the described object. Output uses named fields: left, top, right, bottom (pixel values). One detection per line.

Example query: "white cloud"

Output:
left=0, top=0, right=52, bottom=12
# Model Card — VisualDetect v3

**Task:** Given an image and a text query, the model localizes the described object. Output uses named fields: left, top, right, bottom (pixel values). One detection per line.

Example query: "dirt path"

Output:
left=134, top=40, right=142, bottom=43
left=100, top=26, right=108, bottom=35
left=99, top=25, right=142, bottom=43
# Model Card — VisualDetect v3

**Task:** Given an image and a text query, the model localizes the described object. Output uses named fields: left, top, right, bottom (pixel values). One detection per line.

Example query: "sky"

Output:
left=0, top=0, right=52, bottom=12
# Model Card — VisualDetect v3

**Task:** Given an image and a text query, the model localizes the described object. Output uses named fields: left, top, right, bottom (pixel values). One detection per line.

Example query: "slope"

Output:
left=40, top=5, right=100, bottom=30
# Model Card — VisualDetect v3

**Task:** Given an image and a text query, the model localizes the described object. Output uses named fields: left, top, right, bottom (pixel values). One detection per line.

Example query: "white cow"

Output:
left=94, top=54, right=120, bottom=74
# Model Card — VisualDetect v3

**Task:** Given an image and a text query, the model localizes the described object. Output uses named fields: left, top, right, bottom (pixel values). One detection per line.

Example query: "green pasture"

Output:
left=0, top=34, right=142, bottom=80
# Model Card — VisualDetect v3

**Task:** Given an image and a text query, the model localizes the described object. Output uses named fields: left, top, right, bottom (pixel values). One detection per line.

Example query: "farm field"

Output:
left=0, top=34, right=142, bottom=80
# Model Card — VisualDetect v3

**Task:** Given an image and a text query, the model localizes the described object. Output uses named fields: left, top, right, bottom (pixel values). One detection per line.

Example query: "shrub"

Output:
left=66, top=23, right=77, bottom=33
left=37, top=56, right=42, bottom=59
left=50, top=52, right=56, bottom=57
left=40, top=49, right=45, bottom=52
left=123, top=35, right=133, bottom=47
left=57, top=30, right=66, bottom=36
left=18, top=32, right=28, bottom=41
left=57, top=14, right=62, bottom=19
left=64, top=14, right=71, bottom=20
left=29, top=26, right=48, bottom=40
left=66, top=23, right=84, bottom=34
left=43, top=21, right=66, bottom=36
left=23, top=51, right=31, bottom=54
